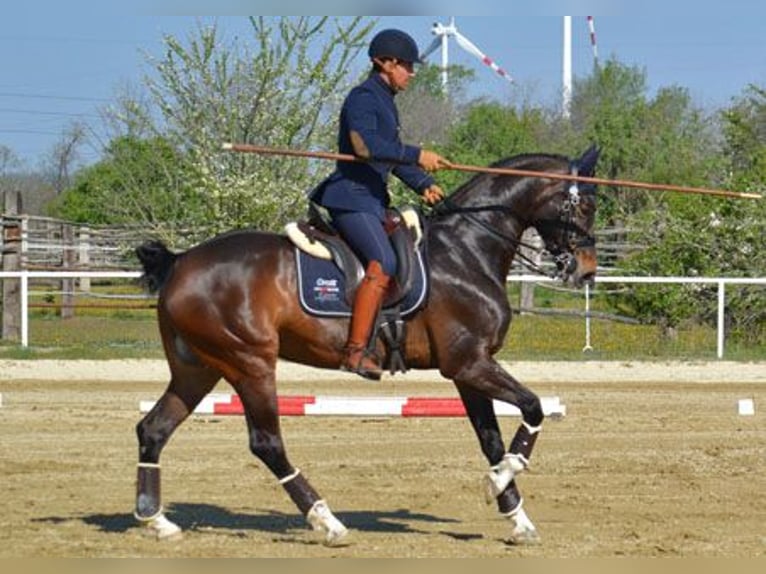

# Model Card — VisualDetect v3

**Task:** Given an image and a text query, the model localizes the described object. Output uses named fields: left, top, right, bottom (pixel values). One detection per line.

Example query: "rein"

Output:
left=431, top=161, right=596, bottom=279
left=431, top=196, right=584, bottom=278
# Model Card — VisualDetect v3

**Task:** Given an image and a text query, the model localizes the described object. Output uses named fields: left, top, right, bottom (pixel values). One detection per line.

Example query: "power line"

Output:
left=0, top=107, right=100, bottom=119
left=0, top=128, right=64, bottom=135
left=0, top=91, right=110, bottom=103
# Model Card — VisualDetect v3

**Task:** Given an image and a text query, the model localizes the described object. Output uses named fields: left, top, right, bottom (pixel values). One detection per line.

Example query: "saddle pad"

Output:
left=296, top=248, right=428, bottom=318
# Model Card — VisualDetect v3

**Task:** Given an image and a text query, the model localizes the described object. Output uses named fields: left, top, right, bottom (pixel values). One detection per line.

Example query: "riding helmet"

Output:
left=368, top=29, right=421, bottom=64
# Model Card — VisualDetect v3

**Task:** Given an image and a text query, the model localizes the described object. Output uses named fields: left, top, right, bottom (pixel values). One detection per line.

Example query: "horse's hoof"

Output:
left=506, top=527, right=541, bottom=546
left=503, top=503, right=540, bottom=545
left=323, top=525, right=351, bottom=547
left=307, top=500, right=351, bottom=547
left=139, top=513, right=183, bottom=540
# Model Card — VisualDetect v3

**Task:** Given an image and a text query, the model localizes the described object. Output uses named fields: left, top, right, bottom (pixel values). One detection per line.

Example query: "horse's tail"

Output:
left=135, top=240, right=177, bottom=293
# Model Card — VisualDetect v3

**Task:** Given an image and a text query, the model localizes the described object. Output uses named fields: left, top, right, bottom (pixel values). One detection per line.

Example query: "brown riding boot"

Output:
left=341, top=260, right=391, bottom=380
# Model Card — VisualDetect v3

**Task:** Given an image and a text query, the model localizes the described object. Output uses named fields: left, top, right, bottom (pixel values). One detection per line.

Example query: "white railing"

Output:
left=508, top=274, right=766, bottom=359
left=0, top=271, right=141, bottom=347
left=1, top=271, right=764, bottom=357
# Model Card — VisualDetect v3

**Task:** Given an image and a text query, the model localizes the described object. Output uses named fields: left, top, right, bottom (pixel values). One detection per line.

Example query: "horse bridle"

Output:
left=431, top=165, right=595, bottom=279
left=533, top=166, right=597, bottom=278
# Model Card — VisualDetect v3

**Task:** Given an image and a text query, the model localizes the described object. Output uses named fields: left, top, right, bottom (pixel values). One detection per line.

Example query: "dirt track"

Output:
left=0, top=360, right=764, bottom=557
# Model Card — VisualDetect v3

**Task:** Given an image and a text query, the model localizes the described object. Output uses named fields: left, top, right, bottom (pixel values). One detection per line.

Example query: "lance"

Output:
left=222, top=142, right=762, bottom=200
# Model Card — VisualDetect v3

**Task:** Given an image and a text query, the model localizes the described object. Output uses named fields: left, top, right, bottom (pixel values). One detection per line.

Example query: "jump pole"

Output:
left=140, top=394, right=567, bottom=418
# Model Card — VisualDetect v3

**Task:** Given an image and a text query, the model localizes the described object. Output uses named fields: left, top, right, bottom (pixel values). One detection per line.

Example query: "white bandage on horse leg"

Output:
left=306, top=499, right=349, bottom=547
left=278, top=467, right=301, bottom=485
left=521, top=420, right=542, bottom=435
left=483, top=453, right=528, bottom=503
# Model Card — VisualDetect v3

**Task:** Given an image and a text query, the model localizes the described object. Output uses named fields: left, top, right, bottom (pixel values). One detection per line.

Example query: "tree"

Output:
left=0, top=144, right=21, bottom=178
left=40, top=123, right=87, bottom=195
left=601, top=82, right=765, bottom=343
left=436, top=101, right=549, bottom=193
left=396, top=62, right=475, bottom=148
left=59, top=17, right=375, bottom=236
left=567, top=59, right=719, bottom=226
left=145, top=16, right=374, bottom=234
left=48, top=136, right=202, bottom=234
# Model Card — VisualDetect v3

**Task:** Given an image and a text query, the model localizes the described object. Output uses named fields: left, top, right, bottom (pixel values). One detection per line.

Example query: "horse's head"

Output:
left=531, top=145, right=600, bottom=287
left=431, top=145, right=600, bottom=288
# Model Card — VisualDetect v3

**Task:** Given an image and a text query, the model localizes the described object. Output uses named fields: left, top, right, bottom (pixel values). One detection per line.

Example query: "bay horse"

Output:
left=133, top=146, right=599, bottom=546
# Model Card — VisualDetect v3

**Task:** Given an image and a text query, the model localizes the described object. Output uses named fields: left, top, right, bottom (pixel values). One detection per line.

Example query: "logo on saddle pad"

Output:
left=312, top=277, right=341, bottom=303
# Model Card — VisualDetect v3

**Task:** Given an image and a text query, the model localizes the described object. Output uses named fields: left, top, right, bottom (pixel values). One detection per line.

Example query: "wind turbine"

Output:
left=419, top=17, right=513, bottom=95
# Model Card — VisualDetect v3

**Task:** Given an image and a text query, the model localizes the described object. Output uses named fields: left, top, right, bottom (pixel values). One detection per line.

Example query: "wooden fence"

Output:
left=1, top=189, right=639, bottom=341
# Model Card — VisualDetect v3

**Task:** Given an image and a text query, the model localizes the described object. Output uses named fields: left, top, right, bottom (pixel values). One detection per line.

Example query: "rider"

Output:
left=309, top=28, right=451, bottom=380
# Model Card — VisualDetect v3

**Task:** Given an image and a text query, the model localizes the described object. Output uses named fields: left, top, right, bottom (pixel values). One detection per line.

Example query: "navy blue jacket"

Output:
left=310, top=73, right=435, bottom=220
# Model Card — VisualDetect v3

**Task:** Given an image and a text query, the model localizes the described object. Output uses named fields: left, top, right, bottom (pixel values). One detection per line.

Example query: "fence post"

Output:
left=61, top=224, right=75, bottom=319
left=717, top=281, right=725, bottom=359
left=78, top=225, right=91, bottom=292
left=2, top=191, right=22, bottom=341
left=518, top=229, right=541, bottom=313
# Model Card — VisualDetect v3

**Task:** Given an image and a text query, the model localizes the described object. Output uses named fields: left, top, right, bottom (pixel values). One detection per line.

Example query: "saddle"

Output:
left=285, top=205, right=424, bottom=308
left=285, top=205, right=429, bottom=375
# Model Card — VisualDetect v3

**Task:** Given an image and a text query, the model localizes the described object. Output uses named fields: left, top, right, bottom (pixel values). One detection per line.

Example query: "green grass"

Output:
left=0, top=281, right=761, bottom=361
left=0, top=310, right=763, bottom=361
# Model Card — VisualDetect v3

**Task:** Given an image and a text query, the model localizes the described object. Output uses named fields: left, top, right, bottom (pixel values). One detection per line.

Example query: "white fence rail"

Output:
left=0, top=271, right=141, bottom=347
left=507, top=275, right=765, bottom=359
left=0, top=271, right=764, bottom=358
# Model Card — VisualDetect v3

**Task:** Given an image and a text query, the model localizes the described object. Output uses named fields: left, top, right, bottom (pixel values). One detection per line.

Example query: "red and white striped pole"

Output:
left=587, top=16, right=599, bottom=67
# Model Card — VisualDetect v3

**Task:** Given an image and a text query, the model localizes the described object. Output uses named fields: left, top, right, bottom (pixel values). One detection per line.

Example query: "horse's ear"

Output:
left=578, top=144, right=600, bottom=176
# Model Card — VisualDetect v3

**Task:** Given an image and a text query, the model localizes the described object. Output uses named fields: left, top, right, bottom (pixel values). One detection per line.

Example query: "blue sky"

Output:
left=1, top=7, right=765, bottom=168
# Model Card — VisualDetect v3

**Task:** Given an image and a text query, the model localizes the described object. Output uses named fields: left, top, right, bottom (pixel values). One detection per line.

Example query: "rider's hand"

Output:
left=421, top=184, right=445, bottom=206
left=418, top=149, right=452, bottom=172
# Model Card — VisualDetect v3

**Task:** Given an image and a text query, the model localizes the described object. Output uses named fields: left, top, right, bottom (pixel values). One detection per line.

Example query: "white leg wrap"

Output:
left=502, top=499, right=540, bottom=545
left=278, top=468, right=301, bottom=485
left=135, top=509, right=182, bottom=540
left=483, top=453, right=528, bottom=503
left=306, top=500, right=349, bottom=547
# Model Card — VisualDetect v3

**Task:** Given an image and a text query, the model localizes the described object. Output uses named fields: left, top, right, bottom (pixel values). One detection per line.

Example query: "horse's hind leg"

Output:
left=231, top=363, right=349, bottom=547
left=134, top=362, right=220, bottom=539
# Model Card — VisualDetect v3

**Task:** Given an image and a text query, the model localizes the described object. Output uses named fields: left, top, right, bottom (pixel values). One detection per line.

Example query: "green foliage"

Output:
left=569, top=59, right=719, bottom=225
left=48, top=136, right=204, bottom=229
left=438, top=101, right=549, bottom=191
left=608, top=83, right=766, bottom=343
left=53, top=17, right=374, bottom=238
left=147, top=16, right=374, bottom=235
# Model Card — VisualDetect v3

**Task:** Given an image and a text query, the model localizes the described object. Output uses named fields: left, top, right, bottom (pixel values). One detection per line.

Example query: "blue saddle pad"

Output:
left=295, top=248, right=428, bottom=318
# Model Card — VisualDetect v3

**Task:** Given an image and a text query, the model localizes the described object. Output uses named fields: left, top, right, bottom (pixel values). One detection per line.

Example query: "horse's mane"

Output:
left=449, top=152, right=570, bottom=201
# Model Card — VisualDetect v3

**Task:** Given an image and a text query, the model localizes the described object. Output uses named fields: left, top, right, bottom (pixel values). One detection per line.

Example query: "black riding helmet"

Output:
left=368, top=29, right=421, bottom=64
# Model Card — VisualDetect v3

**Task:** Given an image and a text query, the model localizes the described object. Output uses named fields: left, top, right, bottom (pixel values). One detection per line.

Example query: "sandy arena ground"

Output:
left=0, top=360, right=763, bottom=557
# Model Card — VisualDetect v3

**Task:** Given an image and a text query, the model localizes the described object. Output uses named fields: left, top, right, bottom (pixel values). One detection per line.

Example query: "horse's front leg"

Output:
left=455, top=363, right=543, bottom=544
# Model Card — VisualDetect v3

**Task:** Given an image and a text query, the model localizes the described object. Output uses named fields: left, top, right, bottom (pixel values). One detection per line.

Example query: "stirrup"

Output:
left=341, top=349, right=383, bottom=381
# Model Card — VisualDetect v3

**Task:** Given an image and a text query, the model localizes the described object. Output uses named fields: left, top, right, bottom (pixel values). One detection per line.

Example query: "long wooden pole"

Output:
left=222, top=142, right=762, bottom=200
